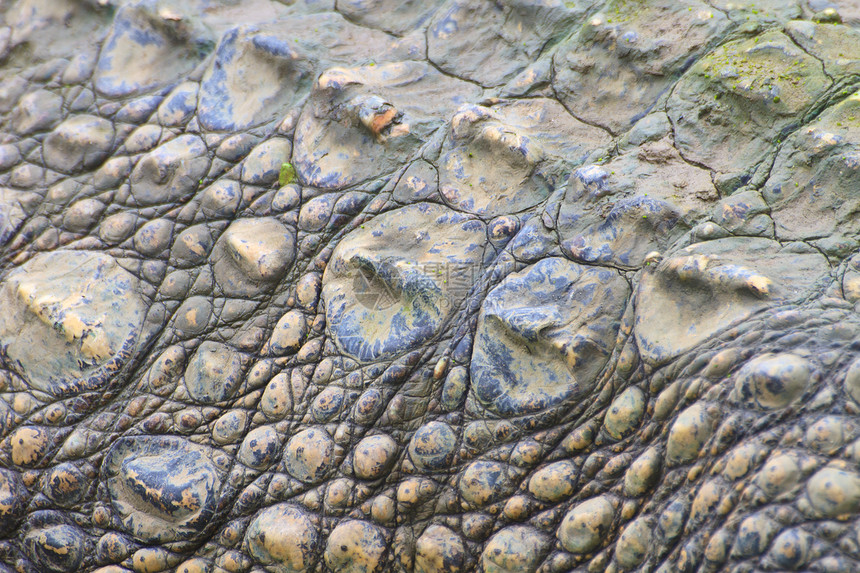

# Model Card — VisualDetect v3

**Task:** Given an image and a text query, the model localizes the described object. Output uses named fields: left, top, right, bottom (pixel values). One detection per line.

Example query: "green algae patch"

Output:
left=279, top=162, right=297, bottom=186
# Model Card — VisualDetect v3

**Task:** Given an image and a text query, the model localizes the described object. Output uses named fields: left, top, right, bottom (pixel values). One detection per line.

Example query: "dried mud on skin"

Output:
left=3, top=1, right=860, bottom=573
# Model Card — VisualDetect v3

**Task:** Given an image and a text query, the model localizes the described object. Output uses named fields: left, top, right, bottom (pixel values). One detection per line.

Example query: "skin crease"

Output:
left=2, top=1, right=860, bottom=573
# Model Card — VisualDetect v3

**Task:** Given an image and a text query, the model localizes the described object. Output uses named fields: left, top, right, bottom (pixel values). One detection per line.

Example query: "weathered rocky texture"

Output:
left=2, top=0, right=110, bottom=64
left=2, top=1, right=860, bottom=573
left=429, top=0, right=590, bottom=88
left=340, top=0, right=444, bottom=35
left=635, top=238, right=829, bottom=365
left=786, top=19, right=860, bottom=77
left=557, top=125, right=720, bottom=269
left=763, top=90, right=860, bottom=241
left=322, top=202, right=487, bottom=362
left=102, top=439, right=226, bottom=549
left=710, top=0, right=804, bottom=24
left=553, top=0, right=731, bottom=134
left=0, top=251, right=148, bottom=396
left=94, top=0, right=215, bottom=99
left=197, top=13, right=396, bottom=132
left=822, top=0, right=860, bottom=25
left=438, top=99, right=611, bottom=216
left=294, top=61, right=481, bottom=190
left=668, top=29, right=833, bottom=191
left=470, top=257, right=629, bottom=417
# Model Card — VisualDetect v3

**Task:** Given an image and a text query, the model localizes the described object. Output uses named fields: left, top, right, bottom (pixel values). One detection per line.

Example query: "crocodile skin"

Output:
left=2, top=1, right=860, bottom=572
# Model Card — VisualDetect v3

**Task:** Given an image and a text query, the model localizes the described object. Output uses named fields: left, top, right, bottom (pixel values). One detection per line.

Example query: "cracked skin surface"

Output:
left=5, top=1, right=860, bottom=572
